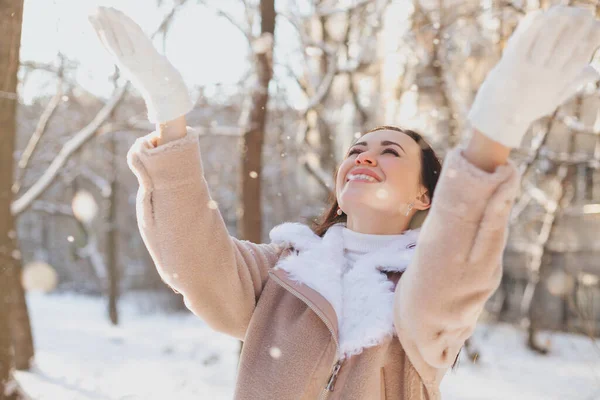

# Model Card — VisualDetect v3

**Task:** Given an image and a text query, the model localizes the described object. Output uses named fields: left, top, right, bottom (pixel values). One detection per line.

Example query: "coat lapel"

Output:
left=269, top=222, right=419, bottom=360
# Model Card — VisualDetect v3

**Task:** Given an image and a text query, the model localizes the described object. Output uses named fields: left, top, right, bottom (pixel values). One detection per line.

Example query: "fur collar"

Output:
left=269, top=222, right=420, bottom=360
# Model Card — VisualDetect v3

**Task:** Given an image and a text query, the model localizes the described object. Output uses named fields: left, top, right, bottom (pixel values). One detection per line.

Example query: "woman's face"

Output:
left=336, top=129, right=425, bottom=217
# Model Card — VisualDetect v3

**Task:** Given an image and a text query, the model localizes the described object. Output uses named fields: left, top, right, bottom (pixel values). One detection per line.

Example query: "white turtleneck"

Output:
left=341, top=227, right=406, bottom=275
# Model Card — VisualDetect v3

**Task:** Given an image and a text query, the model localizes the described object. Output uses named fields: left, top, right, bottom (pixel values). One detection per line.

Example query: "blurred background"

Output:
left=1, top=0, right=600, bottom=399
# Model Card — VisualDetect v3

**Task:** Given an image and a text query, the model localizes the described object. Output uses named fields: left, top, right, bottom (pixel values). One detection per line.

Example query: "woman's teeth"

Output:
left=347, top=174, right=378, bottom=183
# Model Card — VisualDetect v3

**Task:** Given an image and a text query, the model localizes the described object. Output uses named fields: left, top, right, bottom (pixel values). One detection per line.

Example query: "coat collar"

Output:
left=269, top=222, right=419, bottom=360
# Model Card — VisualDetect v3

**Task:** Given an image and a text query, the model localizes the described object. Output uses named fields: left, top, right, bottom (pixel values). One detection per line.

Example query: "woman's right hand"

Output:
left=467, top=6, right=600, bottom=149
left=88, top=7, right=193, bottom=123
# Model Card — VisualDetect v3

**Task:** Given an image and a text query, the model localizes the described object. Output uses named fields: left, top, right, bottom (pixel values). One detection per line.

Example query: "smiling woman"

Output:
left=89, top=5, right=600, bottom=400
left=314, top=126, right=442, bottom=236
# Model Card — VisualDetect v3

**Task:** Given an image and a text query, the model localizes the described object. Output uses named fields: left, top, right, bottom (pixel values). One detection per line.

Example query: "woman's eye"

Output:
left=347, top=148, right=362, bottom=156
left=382, top=148, right=400, bottom=156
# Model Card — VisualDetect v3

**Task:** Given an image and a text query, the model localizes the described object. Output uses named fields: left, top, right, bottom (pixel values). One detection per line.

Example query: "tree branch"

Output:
left=199, top=0, right=253, bottom=45
left=30, top=200, right=73, bottom=217
left=11, top=85, right=128, bottom=217
left=12, top=84, right=63, bottom=194
left=302, top=150, right=334, bottom=192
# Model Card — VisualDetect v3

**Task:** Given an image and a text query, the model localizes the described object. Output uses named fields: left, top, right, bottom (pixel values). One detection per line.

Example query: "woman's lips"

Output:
left=346, top=174, right=379, bottom=183
left=345, top=168, right=382, bottom=183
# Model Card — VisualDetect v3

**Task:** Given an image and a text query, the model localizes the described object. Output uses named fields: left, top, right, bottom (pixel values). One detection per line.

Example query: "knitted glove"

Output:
left=468, top=6, right=600, bottom=148
left=88, top=7, right=193, bottom=123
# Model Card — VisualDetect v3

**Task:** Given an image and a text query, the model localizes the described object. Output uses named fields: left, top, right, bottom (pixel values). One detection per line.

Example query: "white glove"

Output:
left=88, top=7, right=193, bottom=123
left=468, top=6, right=600, bottom=148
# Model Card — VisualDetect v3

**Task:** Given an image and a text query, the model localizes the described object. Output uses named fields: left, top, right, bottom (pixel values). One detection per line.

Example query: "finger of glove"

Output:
left=88, top=15, right=122, bottom=59
left=106, top=7, right=158, bottom=62
left=505, top=9, right=544, bottom=58
left=90, top=10, right=128, bottom=59
left=88, top=9, right=115, bottom=53
left=529, top=12, right=582, bottom=65
left=88, top=15, right=107, bottom=49
left=546, top=4, right=594, bottom=18
left=99, top=9, right=136, bottom=59
left=557, top=65, right=600, bottom=105
left=553, top=16, right=597, bottom=69
left=107, top=7, right=148, bottom=42
left=565, top=21, right=600, bottom=74
left=122, top=18, right=157, bottom=59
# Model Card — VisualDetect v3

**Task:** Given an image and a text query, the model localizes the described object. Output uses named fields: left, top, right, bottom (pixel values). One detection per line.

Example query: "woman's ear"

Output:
left=414, top=190, right=431, bottom=211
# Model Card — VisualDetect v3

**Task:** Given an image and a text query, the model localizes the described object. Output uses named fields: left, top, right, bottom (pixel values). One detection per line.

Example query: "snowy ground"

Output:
left=14, top=292, right=600, bottom=400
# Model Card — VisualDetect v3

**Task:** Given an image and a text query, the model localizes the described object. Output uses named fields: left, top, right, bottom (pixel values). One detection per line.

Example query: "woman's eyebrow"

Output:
left=349, top=140, right=406, bottom=154
left=381, top=140, right=406, bottom=154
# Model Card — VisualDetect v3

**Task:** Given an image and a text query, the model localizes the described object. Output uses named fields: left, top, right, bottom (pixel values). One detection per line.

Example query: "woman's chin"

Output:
left=340, top=184, right=380, bottom=199
left=339, top=195, right=390, bottom=213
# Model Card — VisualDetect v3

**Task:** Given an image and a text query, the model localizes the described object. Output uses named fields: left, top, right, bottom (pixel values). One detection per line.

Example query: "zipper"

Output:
left=325, top=361, right=342, bottom=391
left=268, top=270, right=345, bottom=400
left=317, top=359, right=343, bottom=400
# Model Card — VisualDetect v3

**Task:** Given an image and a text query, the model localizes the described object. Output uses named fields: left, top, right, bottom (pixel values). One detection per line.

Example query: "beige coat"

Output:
left=127, top=129, right=520, bottom=399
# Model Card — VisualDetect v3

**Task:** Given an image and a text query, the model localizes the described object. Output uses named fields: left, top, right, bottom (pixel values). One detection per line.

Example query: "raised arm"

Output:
left=126, top=127, right=283, bottom=339
left=89, top=7, right=283, bottom=339
left=394, top=5, right=600, bottom=376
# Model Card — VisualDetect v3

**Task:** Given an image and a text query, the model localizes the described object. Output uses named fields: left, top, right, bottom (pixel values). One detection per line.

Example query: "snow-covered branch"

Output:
left=13, top=84, right=63, bottom=194
left=79, top=166, right=112, bottom=197
left=30, top=201, right=74, bottom=217
left=11, top=84, right=128, bottom=217
left=77, top=237, right=107, bottom=283
left=301, top=149, right=334, bottom=192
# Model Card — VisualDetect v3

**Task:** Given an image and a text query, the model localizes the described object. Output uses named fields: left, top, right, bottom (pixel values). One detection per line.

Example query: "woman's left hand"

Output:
left=468, top=5, right=600, bottom=149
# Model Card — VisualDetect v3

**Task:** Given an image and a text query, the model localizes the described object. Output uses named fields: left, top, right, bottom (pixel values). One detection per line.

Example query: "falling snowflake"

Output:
left=269, top=347, right=282, bottom=359
left=72, top=190, right=98, bottom=224
left=375, top=189, right=388, bottom=199
left=22, top=261, right=58, bottom=293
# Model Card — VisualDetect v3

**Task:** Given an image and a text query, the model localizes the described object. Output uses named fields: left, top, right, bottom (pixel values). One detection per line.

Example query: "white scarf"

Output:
left=269, top=222, right=420, bottom=360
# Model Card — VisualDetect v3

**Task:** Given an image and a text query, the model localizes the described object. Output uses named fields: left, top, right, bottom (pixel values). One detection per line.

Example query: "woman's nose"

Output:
left=355, top=152, right=377, bottom=166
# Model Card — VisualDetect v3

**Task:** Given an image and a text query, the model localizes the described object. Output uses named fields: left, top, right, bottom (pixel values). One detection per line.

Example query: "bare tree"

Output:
left=106, top=99, right=120, bottom=325
left=0, top=0, right=32, bottom=398
left=238, top=0, right=276, bottom=243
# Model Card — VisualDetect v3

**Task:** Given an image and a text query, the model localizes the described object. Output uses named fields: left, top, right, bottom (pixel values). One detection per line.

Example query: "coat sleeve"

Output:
left=127, top=128, right=284, bottom=340
left=394, top=147, right=520, bottom=371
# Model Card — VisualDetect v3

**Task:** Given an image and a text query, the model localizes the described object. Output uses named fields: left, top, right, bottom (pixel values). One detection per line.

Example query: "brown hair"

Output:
left=311, top=126, right=442, bottom=237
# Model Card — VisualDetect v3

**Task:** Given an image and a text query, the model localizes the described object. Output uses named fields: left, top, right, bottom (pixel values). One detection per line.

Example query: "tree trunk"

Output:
left=237, top=0, right=276, bottom=243
left=1, top=1, right=31, bottom=398
left=305, top=8, right=335, bottom=175
left=237, top=0, right=276, bottom=358
left=107, top=133, right=119, bottom=325
left=0, top=299, right=22, bottom=400
left=8, top=270, right=34, bottom=371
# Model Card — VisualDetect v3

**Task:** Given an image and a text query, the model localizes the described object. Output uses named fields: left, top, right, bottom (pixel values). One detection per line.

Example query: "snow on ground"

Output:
left=15, top=292, right=600, bottom=400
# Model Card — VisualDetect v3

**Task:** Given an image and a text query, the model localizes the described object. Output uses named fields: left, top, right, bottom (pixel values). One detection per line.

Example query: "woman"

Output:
left=89, top=6, right=600, bottom=399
